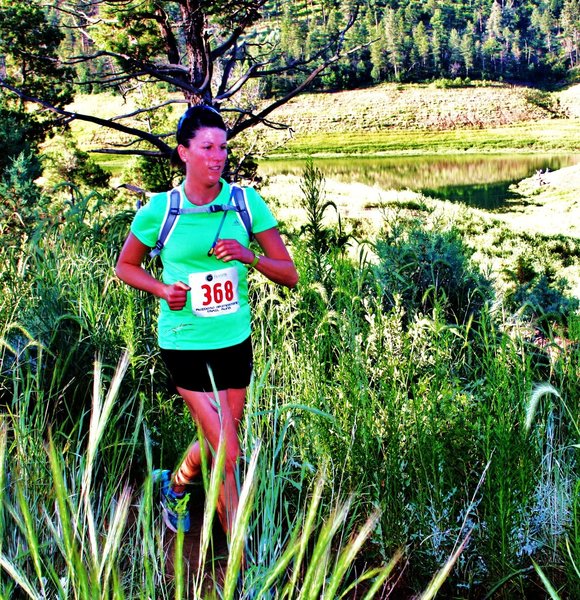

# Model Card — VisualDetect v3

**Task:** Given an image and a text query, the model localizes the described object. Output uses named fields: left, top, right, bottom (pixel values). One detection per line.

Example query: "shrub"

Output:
left=0, top=151, right=46, bottom=245
left=134, top=155, right=180, bottom=192
left=374, top=224, right=493, bottom=325
left=433, top=77, right=470, bottom=89
left=0, top=104, right=46, bottom=174
left=509, top=275, right=579, bottom=329
left=42, top=133, right=111, bottom=191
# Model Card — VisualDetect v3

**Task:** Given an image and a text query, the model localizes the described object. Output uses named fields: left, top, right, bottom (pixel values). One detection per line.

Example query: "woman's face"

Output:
left=178, top=126, right=228, bottom=186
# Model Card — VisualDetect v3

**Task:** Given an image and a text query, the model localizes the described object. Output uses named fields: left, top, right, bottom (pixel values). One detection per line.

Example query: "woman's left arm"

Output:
left=252, top=228, right=299, bottom=288
left=214, top=228, right=298, bottom=288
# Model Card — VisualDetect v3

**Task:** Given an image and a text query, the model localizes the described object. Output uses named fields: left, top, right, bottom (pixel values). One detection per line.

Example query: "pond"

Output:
left=258, top=153, right=580, bottom=210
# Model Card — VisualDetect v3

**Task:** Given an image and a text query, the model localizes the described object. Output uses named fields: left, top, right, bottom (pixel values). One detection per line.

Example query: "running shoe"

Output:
left=153, top=469, right=191, bottom=533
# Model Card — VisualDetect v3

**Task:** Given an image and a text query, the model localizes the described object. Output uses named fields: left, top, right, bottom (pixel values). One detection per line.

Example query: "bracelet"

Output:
left=247, top=254, right=260, bottom=269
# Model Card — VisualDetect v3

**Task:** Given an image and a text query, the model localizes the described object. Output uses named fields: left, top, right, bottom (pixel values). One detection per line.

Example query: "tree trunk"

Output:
left=181, top=0, right=211, bottom=104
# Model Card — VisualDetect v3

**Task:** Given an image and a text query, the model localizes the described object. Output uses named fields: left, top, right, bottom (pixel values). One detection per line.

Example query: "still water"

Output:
left=258, top=154, right=580, bottom=210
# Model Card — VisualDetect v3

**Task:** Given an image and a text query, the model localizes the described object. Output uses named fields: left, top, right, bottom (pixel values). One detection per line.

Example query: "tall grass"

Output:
left=0, top=350, right=404, bottom=598
left=0, top=180, right=578, bottom=597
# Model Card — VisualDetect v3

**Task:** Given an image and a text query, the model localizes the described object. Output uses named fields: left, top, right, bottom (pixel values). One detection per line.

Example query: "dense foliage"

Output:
left=0, top=170, right=578, bottom=597
left=251, top=0, right=580, bottom=93
left=48, top=0, right=580, bottom=95
left=46, top=0, right=580, bottom=90
left=375, top=225, right=494, bottom=326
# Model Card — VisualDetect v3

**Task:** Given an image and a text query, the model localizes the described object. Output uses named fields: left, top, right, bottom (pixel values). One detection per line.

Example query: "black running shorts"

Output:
left=160, top=337, right=253, bottom=392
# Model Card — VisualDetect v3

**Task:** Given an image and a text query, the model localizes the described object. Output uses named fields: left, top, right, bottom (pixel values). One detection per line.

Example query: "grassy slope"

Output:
left=70, top=82, right=580, bottom=157
left=255, top=82, right=580, bottom=156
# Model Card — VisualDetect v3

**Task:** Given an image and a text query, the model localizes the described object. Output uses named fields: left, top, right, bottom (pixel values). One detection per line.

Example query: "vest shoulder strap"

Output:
left=230, top=184, right=253, bottom=241
left=149, top=184, right=253, bottom=258
left=149, top=188, right=182, bottom=258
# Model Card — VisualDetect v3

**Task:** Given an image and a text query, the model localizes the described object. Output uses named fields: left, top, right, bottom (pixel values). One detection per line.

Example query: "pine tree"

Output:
left=413, top=21, right=431, bottom=77
left=561, top=0, right=580, bottom=67
left=449, top=28, right=463, bottom=77
left=460, top=22, right=476, bottom=77
left=430, top=8, right=448, bottom=73
left=383, top=8, right=406, bottom=81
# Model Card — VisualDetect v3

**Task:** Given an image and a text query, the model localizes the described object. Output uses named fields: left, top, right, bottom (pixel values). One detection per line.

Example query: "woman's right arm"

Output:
left=115, top=233, right=190, bottom=311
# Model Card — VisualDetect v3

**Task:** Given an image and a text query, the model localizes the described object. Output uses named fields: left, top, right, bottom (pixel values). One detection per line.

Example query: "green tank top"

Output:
left=131, top=179, right=278, bottom=350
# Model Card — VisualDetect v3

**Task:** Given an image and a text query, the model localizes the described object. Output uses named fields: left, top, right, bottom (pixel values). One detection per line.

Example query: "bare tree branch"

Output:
left=0, top=80, right=173, bottom=157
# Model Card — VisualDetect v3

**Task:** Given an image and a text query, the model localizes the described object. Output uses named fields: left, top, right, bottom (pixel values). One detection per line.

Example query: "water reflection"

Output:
left=258, top=154, right=580, bottom=209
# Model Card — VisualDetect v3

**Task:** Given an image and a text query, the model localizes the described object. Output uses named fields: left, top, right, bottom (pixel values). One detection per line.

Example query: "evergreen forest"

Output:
left=57, top=0, right=580, bottom=94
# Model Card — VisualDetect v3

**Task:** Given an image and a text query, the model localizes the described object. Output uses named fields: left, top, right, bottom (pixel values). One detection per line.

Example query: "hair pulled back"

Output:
left=171, top=104, right=227, bottom=169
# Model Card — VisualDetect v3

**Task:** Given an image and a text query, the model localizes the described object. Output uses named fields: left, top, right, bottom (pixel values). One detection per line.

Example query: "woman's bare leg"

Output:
left=172, top=388, right=246, bottom=489
left=174, top=387, right=246, bottom=534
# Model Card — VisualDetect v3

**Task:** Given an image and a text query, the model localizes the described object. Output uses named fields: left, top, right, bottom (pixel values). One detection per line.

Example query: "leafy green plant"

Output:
left=375, top=223, right=493, bottom=325
left=41, top=133, right=111, bottom=191
left=0, top=151, right=46, bottom=245
left=1, top=173, right=579, bottom=597
left=0, top=105, right=46, bottom=174
left=134, top=155, right=180, bottom=192
left=298, top=159, right=351, bottom=280
left=510, top=275, right=579, bottom=330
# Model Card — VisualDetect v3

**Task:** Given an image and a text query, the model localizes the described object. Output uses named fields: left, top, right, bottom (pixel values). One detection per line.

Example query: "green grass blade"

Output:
left=173, top=526, right=185, bottom=600
left=360, top=550, right=403, bottom=600
left=14, top=483, right=47, bottom=598
left=0, top=554, right=42, bottom=600
left=418, top=529, right=472, bottom=600
left=0, top=424, right=7, bottom=540
left=299, top=498, right=352, bottom=600
left=288, top=470, right=326, bottom=594
left=565, top=537, right=580, bottom=580
left=254, top=528, right=301, bottom=600
left=223, top=442, right=261, bottom=600
left=47, top=433, right=91, bottom=599
left=99, top=484, right=133, bottom=591
left=195, top=426, right=226, bottom=591
left=532, top=561, right=562, bottom=600
left=322, top=508, right=381, bottom=600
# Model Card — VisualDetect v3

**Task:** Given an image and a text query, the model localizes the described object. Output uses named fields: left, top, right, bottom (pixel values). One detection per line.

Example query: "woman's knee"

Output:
left=223, top=437, right=240, bottom=473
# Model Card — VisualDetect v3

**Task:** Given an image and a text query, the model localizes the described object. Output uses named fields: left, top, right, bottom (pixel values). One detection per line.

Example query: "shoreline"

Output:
left=498, top=163, right=580, bottom=239
left=264, top=162, right=580, bottom=240
left=263, top=161, right=580, bottom=297
left=263, top=148, right=580, bottom=160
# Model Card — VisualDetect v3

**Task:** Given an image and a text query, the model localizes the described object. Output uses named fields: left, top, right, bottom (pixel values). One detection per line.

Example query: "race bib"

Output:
left=189, top=266, right=240, bottom=317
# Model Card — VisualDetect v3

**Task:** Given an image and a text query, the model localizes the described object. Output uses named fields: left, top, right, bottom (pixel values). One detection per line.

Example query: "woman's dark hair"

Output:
left=171, top=104, right=227, bottom=170
left=176, top=105, right=226, bottom=146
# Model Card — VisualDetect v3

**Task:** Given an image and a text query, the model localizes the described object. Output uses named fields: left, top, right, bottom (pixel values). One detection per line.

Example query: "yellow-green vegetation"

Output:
left=268, top=120, right=580, bottom=156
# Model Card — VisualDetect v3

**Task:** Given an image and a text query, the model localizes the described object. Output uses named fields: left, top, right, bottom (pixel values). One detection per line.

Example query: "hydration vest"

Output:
left=149, top=184, right=253, bottom=258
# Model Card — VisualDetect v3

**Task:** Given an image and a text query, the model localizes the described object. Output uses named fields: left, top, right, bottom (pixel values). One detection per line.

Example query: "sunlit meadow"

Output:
left=0, top=161, right=578, bottom=598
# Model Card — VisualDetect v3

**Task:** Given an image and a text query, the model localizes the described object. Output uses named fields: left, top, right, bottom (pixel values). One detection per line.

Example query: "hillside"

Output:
left=254, top=82, right=580, bottom=156
left=263, top=83, right=556, bottom=133
left=68, top=82, right=580, bottom=159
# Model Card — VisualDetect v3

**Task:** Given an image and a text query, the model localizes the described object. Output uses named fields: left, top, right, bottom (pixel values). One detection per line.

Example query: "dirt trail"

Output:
left=160, top=484, right=229, bottom=594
